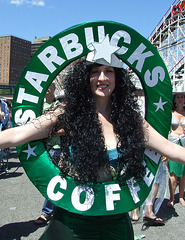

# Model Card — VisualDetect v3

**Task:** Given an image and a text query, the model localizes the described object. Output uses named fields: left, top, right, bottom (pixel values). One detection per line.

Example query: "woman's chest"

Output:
left=173, top=112, right=185, bottom=125
left=100, top=118, right=117, bottom=150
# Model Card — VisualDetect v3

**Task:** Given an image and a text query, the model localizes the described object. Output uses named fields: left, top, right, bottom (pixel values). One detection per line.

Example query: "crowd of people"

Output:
left=0, top=97, right=12, bottom=171
left=0, top=98, right=12, bottom=131
left=1, top=58, right=185, bottom=239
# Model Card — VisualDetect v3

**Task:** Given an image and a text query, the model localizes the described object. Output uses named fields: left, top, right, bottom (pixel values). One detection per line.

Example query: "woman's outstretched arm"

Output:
left=144, top=120, right=185, bottom=164
left=0, top=111, right=58, bottom=149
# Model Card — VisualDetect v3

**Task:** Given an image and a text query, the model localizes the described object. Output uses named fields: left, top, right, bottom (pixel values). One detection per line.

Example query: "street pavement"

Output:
left=0, top=148, right=185, bottom=240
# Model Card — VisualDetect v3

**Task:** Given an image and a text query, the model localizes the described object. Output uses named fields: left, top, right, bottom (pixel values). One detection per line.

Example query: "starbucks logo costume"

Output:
left=12, top=21, right=172, bottom=216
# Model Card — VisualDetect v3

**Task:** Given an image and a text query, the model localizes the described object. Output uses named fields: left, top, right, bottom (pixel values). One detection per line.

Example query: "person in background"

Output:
left=0, top=99, right=5, bottom=169
left=131, top=162, right=165, bottom=226
left=7, top=100, right=12, bottom=129
left=168, top=92, right=185, bottom=207
left=0, top=98, right=9, bottom=130
left=130, top=94, right=166, bottom=226
left=142, top=162, right=165, bottom=226
left=0, top=103, right=5, bottom=128
left=0, top=98, right=10, bottom=169
left=35, top=82, right=61, bottom=225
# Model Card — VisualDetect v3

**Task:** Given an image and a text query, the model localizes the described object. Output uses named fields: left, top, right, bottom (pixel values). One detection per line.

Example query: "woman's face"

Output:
left=174, top=94, right=185, bottom=106
left=89, top=65, right=116, bottom=98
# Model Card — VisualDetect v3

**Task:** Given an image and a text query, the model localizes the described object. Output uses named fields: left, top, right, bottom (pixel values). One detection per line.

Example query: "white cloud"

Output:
left=10, top=0, right=23, bottom=4
left=10, top=0, right=45, bottom=6
left=32, top=0, right=45, bottom=6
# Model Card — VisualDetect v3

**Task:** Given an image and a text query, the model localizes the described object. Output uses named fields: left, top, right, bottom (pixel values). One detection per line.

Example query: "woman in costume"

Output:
left=168, top=92, right=185, bottom=207
left=0, top=59, right=185, bottom=239
left=39, top=60, right=146, bottom=239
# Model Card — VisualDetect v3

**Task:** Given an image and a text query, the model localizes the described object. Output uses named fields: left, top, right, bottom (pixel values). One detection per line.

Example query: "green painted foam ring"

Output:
left=12, top=21, right=172, bottom=216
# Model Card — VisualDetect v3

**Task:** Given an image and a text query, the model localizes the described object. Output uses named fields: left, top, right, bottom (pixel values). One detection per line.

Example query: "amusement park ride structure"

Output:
left=133, top=0, right=185, bottom=93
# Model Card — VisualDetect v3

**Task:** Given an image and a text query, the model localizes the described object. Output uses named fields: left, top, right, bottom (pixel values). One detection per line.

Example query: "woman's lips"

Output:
left=97, top=84, right=108, bottom=90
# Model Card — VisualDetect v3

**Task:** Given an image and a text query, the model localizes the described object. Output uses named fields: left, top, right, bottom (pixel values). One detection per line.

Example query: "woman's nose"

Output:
left=98, top=71, right=106, bottom=81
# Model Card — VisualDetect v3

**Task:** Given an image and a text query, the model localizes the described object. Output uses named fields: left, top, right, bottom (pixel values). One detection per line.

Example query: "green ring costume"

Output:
left=12, top=21, right=172, bottom=239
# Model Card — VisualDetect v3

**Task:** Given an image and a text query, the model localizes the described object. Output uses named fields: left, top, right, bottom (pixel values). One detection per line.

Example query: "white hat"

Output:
left=173, top=83, right=185, bottom=94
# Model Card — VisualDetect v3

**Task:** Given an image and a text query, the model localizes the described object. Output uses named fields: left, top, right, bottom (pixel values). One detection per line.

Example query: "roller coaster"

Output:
left=133, top=0, right=185, bottom=93
left=149, top=0, right=185, bottom=92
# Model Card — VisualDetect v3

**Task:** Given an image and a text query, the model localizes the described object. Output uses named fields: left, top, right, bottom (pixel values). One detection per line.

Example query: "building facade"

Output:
left=31, top=36, right=51, bottom=57
left=0, top=36, right=31, bottom=86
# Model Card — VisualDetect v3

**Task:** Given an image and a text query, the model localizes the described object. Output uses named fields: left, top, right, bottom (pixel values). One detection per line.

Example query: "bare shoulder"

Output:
left=41, top=102, right=65, bottom=121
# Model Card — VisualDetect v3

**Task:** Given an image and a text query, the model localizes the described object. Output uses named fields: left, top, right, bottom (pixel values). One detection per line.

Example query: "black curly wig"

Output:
left=52, top=59, right=146, bottom=184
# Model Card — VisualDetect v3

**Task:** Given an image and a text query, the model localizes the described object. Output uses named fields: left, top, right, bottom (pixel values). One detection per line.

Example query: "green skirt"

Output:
left=169, top=160, right=185, bottom=177
left=39, top=207, right=134, bottom=240
left=168, top=133, right=185, bottom=177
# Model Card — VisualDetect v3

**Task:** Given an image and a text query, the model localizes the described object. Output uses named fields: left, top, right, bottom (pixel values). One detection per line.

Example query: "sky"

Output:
left=0, top=0, right=177, bottom=42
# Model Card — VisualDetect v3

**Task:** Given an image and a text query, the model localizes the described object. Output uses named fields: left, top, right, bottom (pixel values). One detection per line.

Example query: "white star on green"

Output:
left=154, top=97, right=168, bottom=112
left=92, top=35, right=120, bottom=64
left=22, top=143, right=37, bottom=160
